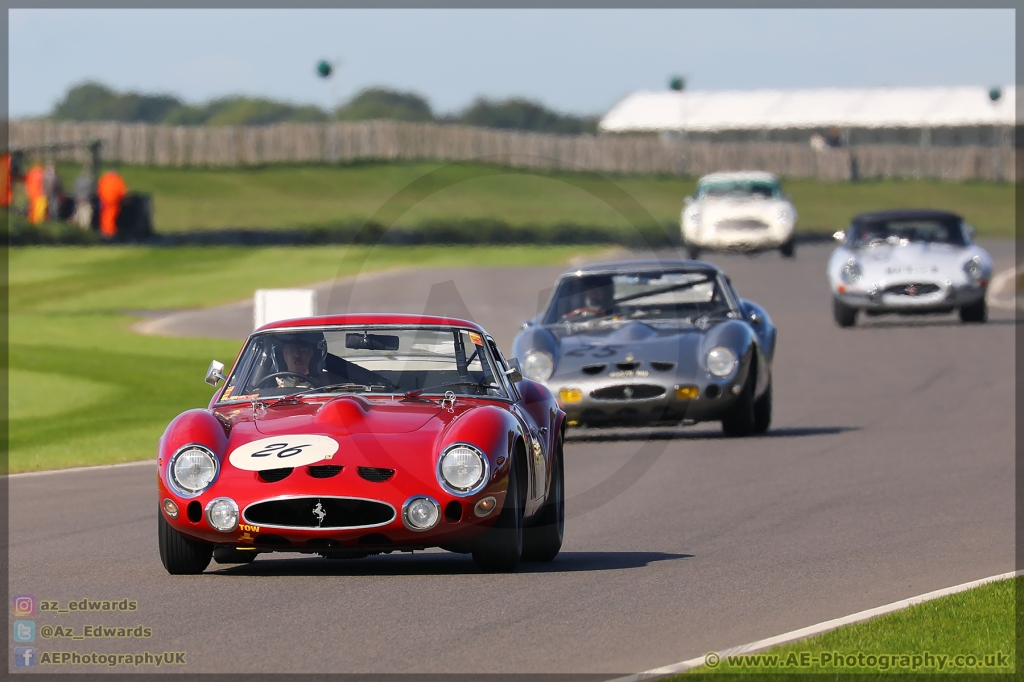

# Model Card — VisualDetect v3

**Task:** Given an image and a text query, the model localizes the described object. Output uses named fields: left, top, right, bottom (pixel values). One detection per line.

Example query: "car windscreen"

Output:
left=219, top=327, right=505, bottom=401
left=698, top=180, right=780, bottom=199
left=544, top=271, right=731, bottom=324
left=851, top=218, right=967, bottom=247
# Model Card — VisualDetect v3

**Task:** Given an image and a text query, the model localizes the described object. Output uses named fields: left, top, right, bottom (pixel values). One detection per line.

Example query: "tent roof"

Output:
left=599, top=86, right=1016, bottom=133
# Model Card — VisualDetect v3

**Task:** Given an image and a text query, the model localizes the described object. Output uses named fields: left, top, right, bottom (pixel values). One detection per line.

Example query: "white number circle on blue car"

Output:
left=229, top=435, right=339, bottom=471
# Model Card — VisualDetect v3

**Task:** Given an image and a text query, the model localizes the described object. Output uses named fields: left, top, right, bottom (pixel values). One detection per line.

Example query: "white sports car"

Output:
left=681, top=171, right=797, bottom=259
left=827, top=209, right=992, bottom=327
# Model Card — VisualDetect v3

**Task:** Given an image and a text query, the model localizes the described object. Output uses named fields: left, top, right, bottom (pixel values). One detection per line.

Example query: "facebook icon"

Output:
left=14, top=646, right=35, bottom=668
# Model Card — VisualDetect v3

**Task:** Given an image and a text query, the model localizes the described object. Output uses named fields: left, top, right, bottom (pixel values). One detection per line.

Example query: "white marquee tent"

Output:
left=599, top=86, right=1016, bottom=133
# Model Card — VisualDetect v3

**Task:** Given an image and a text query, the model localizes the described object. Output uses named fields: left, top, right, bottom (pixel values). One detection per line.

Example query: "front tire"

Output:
left=522, top=440, right=564, bottom=562
left=472, top=457, right=524, bottom=573
left=779, top=239, right=795, bottom=258
left=686, top=243, right=702, bottom=260
left=158, top=512, right=213, bottom=575
left=752, top=380, right=772, bottom=434
left=959, top=298, right=987, bottom=323
left=833, top=297, right=858, bottom=328
left=721, top=371, right=756, bottom=438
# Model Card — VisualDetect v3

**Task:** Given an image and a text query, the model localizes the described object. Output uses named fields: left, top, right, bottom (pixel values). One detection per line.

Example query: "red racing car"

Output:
left=158, top=314, right=565, bottom=574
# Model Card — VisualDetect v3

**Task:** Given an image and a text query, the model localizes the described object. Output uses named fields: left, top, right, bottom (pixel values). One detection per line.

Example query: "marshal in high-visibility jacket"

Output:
left=25, top=164, right=46, bottom=224
left=97, top=170, right=127, bottom=237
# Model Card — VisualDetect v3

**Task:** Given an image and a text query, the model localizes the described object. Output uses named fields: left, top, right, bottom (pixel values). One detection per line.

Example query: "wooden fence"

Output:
left=5, top=119, right=1017, bottom=182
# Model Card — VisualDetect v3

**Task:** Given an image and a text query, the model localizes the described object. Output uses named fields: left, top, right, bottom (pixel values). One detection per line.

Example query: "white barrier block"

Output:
left=254, top=289, right=317, bottom=329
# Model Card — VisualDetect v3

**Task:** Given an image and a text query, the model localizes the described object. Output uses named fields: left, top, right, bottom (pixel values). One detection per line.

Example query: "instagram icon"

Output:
left=13, top=595, right=34, bottom=616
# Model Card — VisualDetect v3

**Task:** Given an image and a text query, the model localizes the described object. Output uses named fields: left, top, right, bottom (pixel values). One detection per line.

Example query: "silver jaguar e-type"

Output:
left=511, top=260, right=776, bottom=437
left=827, top=209, right=992, bottom=327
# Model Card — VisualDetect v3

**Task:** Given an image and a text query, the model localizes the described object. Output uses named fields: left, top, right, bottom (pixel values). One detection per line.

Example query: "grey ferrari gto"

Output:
left=511, top=260, right=776, bottom=437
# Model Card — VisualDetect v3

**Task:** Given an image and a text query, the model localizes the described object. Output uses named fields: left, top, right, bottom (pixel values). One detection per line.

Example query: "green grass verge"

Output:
left=7, top=244, right=604, bottom=473
left=40, top=161, right=1016, bottom=238
left=682, top=576, right=1016, bottom=678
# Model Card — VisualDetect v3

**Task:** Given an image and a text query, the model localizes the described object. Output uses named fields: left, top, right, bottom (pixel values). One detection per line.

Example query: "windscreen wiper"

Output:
left=266, top=383, right=383, bottom=407
left=402, top=381, right=493, bottom=400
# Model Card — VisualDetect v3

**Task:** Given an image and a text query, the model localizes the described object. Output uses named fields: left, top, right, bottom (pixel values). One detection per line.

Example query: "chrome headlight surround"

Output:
left=402, top=496, right=441, bottom=532
left=166, top=443, right=220, bottom=498
left=840, top=259, right=863, bottom=284
left=706, top=346, right=738, bottom=378
left=963, top=256, right=985, bottom=284
left=436, top=442, right=489, bottom=497
left=522, top=350, right=554, bottom=382
left=205, top=497, right=239, bottom=533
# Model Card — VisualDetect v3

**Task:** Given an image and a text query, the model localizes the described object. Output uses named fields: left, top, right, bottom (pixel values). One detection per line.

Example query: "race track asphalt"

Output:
left=8, top=240, right=1016, bottom=675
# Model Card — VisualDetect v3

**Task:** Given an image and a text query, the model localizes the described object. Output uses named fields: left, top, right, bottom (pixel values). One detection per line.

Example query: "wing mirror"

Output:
left=505, top=358, right=524, bottom=383
left=833, top=230, right=846, bottom=243
left=964, top=224, right=977, bottom=241
left=684, top=196, right=694, bottom=204
left=205, top=360, right=226, bottom=386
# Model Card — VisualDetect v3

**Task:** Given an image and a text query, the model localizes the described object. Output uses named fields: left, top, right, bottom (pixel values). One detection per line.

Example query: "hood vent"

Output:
left=258, top=468, right=293, bottom=483
left=308, top=465, right=343, bottom=479
left=582, top=363, right=607, bottom=375
left=358, top=467, right=395, bottom=483
left=616, top=360, right=641, bottom=371
left=650, top=361, right=677, bottom=372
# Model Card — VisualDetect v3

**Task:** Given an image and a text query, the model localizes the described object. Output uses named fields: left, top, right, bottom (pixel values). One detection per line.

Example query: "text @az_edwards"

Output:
left=40, top=624, right=152, bottom=640
left=704, top=650, right=1012, bottom=672
left=35, top=651, right=186, bottom=668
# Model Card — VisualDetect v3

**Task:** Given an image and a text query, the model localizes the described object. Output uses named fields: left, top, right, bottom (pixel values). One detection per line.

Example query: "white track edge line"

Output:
left=2, top=460, right=154, bottom=479
left=610, top=569, right=1023, bottom=682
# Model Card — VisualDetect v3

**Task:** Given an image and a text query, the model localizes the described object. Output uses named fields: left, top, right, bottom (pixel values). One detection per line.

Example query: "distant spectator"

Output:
left=73, top=164, right=97, bottom=229
left=25, top=161, right=46, bottom=224
left=0, top=153, right=11, bottom=207
left=97, top=169, right=127, bottom=237
left=43, top=162, right=64, bottom=221
left=809, top=133, right=829, bottom=151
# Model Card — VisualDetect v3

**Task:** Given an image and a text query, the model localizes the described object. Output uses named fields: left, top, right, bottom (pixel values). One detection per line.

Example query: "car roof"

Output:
left=698, top=171, right=779, bottom=184
left=852, top=209, right=963, bottom=224
left=559, top=259, right=723, bottom=278
left=256, top=314, right=486, bottom=335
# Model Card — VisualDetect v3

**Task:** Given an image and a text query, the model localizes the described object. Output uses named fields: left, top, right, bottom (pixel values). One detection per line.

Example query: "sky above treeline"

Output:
left=8, top=8, right=1016, bottom=119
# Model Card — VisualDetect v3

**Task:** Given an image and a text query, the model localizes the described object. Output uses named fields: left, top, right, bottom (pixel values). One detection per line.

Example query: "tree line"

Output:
left=48, top=82, right=600, bottom=135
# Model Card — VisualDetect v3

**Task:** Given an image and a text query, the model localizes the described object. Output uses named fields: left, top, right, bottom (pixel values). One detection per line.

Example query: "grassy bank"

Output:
left=42, top=161, right=1016, bottom=238
left=683, top=576, right=1015, bottom=678
left=7, top=244, right=601, bottom=473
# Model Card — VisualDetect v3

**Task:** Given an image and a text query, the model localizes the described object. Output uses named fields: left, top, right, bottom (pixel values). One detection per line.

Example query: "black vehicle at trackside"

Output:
left=511, top=260, right=777, bottom=437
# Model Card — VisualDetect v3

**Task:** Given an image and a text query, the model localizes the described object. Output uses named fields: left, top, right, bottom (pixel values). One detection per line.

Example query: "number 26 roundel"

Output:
left=229, top=435, right=339, bottom=471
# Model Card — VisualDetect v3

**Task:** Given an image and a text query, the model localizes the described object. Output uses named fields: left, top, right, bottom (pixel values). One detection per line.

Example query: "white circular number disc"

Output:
left=229, top=435, right=339, bottom=471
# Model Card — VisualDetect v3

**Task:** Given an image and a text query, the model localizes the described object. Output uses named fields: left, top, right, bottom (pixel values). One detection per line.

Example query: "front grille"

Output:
left=591, top=384, right=666, bottom=401
left=358, top=467, right=395, bottom=483
left=244, top=497, right=395, bottom=529
left=258, top=468, right=293, bottom=483
left=883, top=283, right=941, bottom=296
left=581, top=363, right=606, bottom=375
left=308, top=465, right=343, bottom=479
left=716, top=218, right=769, bottom=230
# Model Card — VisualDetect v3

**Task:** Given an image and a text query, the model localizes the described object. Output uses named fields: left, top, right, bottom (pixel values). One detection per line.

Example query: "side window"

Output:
left=487, top=337, right=519, bottom=401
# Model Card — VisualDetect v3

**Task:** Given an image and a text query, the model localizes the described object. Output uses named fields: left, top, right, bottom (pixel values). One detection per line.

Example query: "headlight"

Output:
left=686, top=209, right=701, bottom=225
left=403, top=496, right=441, bottom=531
left=706, top=347, right=737, bottom=378
left=522, top=350, right=554, bottom=381
left=437, top=443, right=488, bottom=495
left=841, top=259, right=862, bottom=284
left=205, top=498, right=238, bottom=532
left=168, top=445, right=219, bottom=496
left=963, top=257, right=985, bottom=283
left=776, top=207, right=794, bottom=224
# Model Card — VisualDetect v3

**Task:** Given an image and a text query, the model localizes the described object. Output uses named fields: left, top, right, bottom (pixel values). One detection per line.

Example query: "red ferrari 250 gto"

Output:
left=158, top=315, right=565, bottom=574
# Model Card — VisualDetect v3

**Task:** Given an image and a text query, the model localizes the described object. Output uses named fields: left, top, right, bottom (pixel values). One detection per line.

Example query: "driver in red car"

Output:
left=272, top=332, right=327, bottom=387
